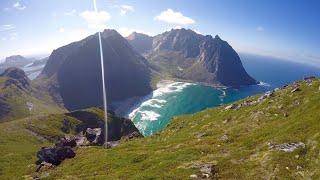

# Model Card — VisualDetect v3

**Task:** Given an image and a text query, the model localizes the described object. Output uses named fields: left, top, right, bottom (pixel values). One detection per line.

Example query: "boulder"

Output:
left=36, top=146, right=75, bottom=166
left=85, top=128, right=102, bottom=144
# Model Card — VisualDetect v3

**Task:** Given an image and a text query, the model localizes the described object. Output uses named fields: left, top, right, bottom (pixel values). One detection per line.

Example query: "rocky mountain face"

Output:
left=127, top=29, right=258, bottom=87
left=0, top=55, right=47, bottom=80
left=39, top=29, right=152, bottom=111
left=0, top=55, right=34, bottom=73
left=126, top=32, right=153, bottom=54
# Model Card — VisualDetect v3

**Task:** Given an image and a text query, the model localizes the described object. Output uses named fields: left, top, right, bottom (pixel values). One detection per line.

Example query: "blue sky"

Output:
left=0, top=0, right=319, bottom=66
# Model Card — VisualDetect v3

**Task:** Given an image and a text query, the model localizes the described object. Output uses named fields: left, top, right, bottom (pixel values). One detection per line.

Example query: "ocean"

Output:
left=128, top=54, right=320, bottom=136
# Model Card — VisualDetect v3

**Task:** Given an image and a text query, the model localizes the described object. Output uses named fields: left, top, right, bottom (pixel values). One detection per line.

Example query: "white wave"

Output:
left=128, top=81, right=194, bottom=121
left=152, top=82, right=194, bottom=97
left=258, top=81, right=271, bottom=87
left=139, top=110, right=161, bottom=121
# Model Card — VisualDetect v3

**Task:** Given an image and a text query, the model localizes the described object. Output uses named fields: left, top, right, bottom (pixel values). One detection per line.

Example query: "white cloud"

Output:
left=64, top=9, right=76, bottom=16
left=80, top=10, right=111, bottom=30
left=13, top=2, right=26, bottom=10
left=0, top=24, right=15, bottom=31
left=59, top=28, right=65, bottom=33
left=118, top=27, right=153, bottom=37
left=3, top=7, right=10, bottom=11
left=9, top=33, right=18, bottom=40
left=119, top=5, right=134, bottom=15
left=256, top=26, right=264, bottom=32
left=155, top=9, right=195, bottom=25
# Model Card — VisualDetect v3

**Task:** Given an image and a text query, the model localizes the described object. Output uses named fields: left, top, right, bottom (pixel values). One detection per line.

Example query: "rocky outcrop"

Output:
left=1, top=67, right=30, bottom=89
left=39, top=29, right=152, bottom=111
left=67, top=109, right=142, bottom=142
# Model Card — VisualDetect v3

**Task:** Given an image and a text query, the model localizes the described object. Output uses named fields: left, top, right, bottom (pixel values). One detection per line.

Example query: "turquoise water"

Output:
left=130, top=54, right=320, bottom=136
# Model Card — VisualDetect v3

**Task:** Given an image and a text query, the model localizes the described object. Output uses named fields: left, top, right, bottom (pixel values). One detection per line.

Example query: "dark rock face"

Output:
left=126, top=32, right=153, bottom=54
left=40, top=29, right=152, bottom=111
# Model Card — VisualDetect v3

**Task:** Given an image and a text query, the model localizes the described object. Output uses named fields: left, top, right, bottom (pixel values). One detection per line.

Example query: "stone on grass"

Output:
left=291, top=87, right=300, bottom=93
left=268, top=142, right=305, bottom=152
left=224, top=104, right=239, bottom=110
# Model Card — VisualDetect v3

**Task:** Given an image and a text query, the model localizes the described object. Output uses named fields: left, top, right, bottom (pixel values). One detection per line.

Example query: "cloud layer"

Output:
left=13, top=2, right=26, bottom=10
left=155, top=9, right=195, bottom=25
left=120, top=5, right=134, bottom=15
left=80, top=10, right=111, bottom=30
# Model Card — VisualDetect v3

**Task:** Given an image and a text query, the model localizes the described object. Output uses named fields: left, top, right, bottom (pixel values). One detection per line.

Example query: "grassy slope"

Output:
left=0, top=108, right=105, bottom=179
left=0, top=76, right=64, bottom=122
left=44, top=79, right=320, bottom=179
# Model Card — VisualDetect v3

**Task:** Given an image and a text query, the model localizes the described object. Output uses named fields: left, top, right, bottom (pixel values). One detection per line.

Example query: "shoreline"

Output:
left=111, top=79, right=263, bottom=119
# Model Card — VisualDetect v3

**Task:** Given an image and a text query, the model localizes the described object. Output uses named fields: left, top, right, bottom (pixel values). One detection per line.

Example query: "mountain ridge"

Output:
left=127, top=28, right=258, bottom=87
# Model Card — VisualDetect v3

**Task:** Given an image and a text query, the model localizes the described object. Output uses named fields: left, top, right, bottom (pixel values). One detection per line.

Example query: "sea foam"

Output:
left=128, top=81, right=195, bottom=122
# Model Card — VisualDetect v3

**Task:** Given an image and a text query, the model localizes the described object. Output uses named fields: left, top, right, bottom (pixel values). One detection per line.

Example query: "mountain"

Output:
left=0, top=55, right=34, bottom=73
left=38, top=29, right=152, bottom=111
left=126, top=32, right=153, bottom=54
left=0, top=55, right=48, bottom=80
left=127, top=29, right=258, bottom=87
left=1, top=55, right=35, bottom=67
left=0, top=67, right=63, bottom=122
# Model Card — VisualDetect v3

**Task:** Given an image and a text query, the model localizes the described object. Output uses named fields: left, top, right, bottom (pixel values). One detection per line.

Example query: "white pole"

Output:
left=93, top=0, right=108, bottom=143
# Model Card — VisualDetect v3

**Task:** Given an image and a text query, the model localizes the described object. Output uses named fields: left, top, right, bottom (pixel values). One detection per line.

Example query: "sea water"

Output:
left=128, top=54, right=320, bottom=136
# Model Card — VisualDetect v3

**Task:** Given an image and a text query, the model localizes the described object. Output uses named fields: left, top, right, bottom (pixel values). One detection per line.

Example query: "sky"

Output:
left=0, top=0, right=320, bottom=66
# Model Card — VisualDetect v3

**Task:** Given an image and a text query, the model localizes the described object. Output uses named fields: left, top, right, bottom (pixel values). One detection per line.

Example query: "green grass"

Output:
left=0, top=77, right=64, bottom=122
left=1, top=79, right=320, bottom=179
left=45, top=79, right=320, bottom=179
left=0, top=108, right=105, bottom=179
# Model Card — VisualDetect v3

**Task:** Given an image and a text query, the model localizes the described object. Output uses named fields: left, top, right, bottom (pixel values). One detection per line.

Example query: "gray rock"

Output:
left=190, top=174, right=198, bottom=179
left=103, top=141, right=120, bottom=149
left=268, top=142, right=305, bottom=152
left=85, top=128, right=102, bottom=144
left=291, top=87, right=300, bottom=93
left=224, top=104, right=239, bottom=110
left=36, top=146, right=75, bottom=166
left=220, top=134, right=229, bottom=142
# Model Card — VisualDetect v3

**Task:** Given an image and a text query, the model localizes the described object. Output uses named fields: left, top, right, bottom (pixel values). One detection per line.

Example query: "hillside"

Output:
left=0, top=107, right=140, bottom=179
left=38, top=78, right=320, bottom=179
left=0, top=67, right=63, bottom=122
